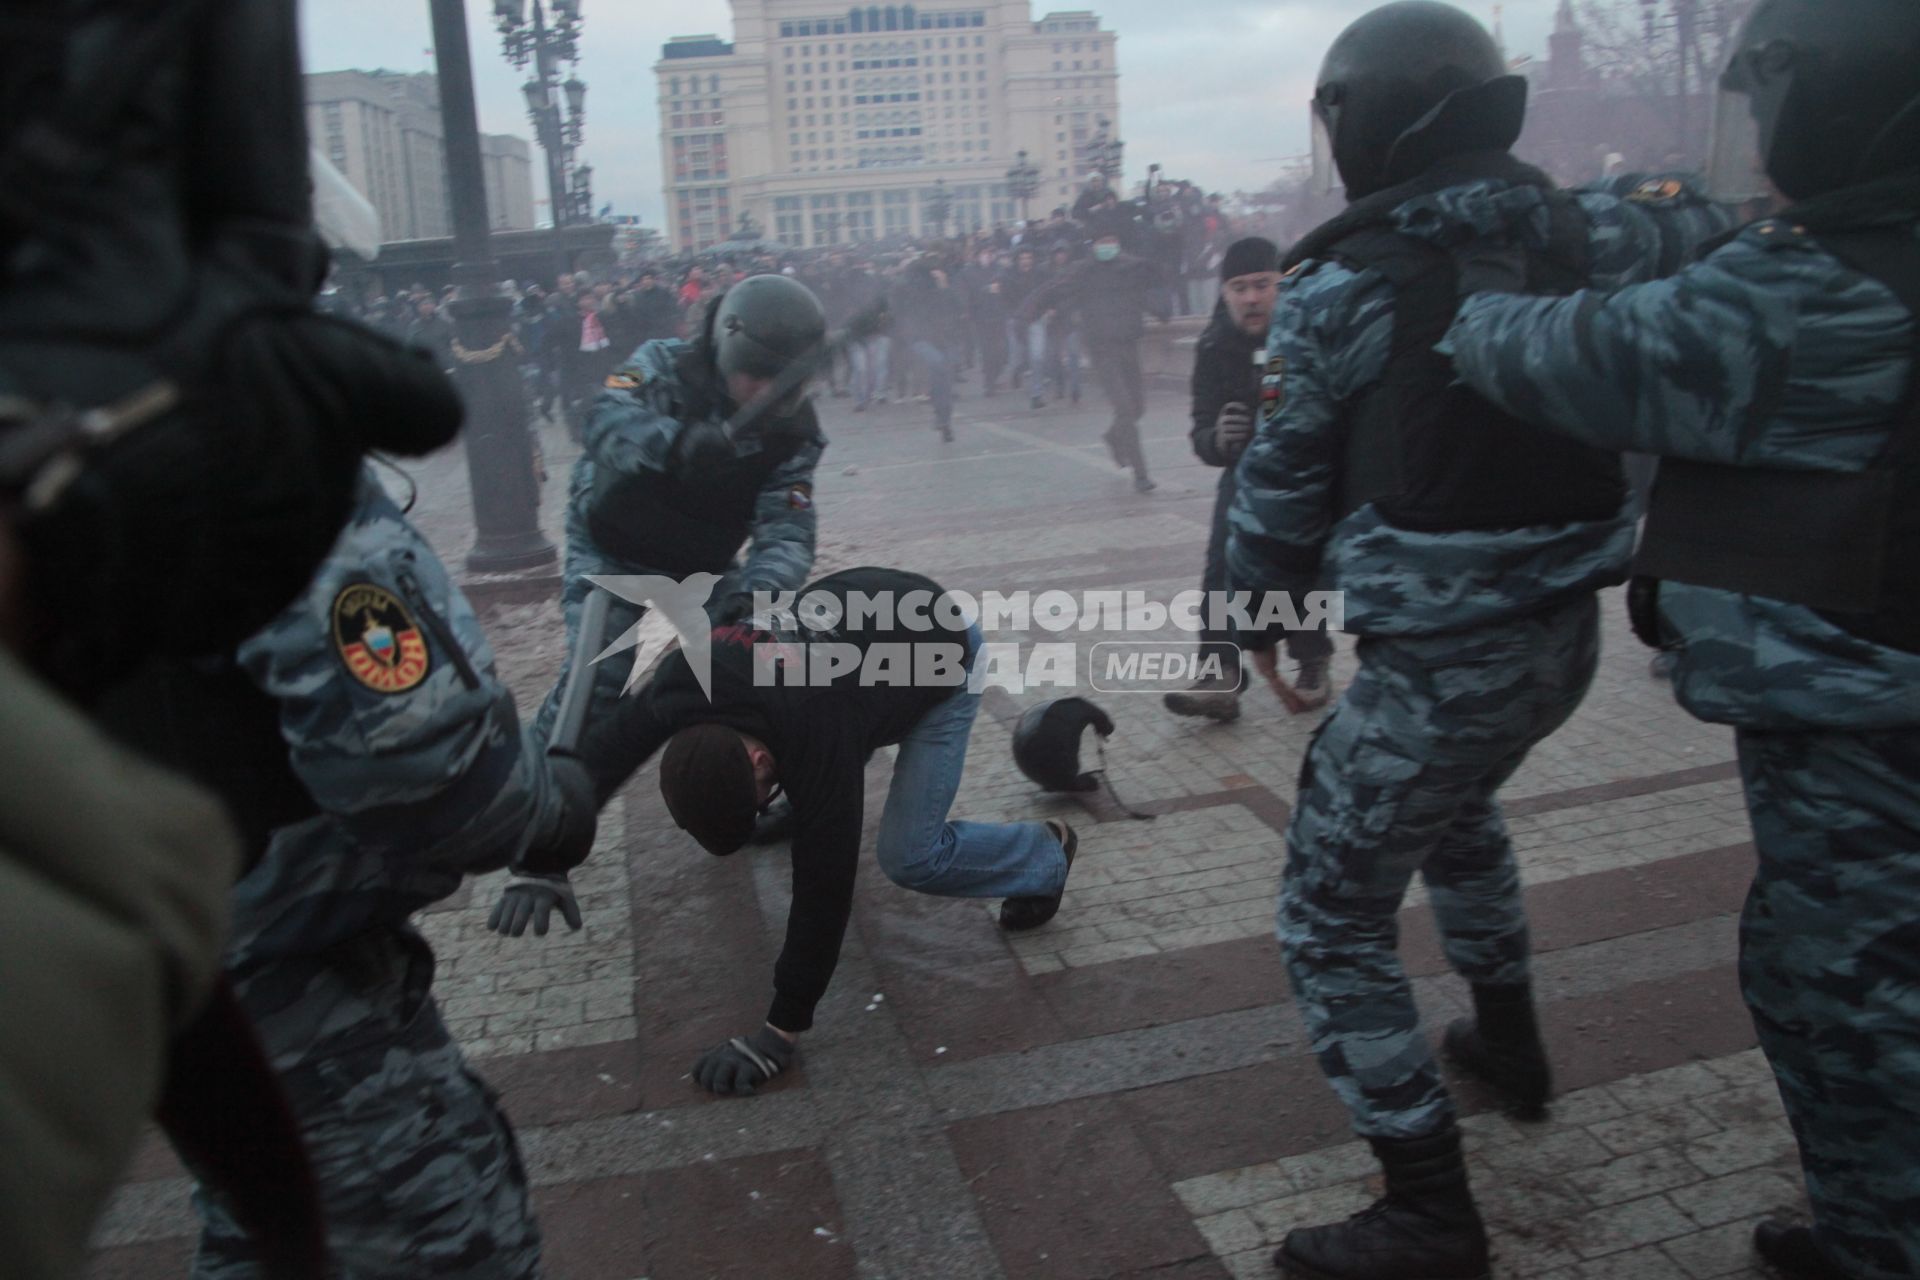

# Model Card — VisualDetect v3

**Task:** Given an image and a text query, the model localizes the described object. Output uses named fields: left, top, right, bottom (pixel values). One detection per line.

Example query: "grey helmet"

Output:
left=710, top=274, right=828, bottom=381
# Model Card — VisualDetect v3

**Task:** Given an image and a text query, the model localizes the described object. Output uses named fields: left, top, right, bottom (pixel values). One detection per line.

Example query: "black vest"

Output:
left=1288, top=154, right=1628, bottom=533
left=1634, top=217, right=1920, bottom=655
left=585, top=352, right=817, bottom=576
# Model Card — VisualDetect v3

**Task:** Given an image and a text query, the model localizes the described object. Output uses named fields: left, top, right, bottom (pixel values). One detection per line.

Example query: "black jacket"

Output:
left=1190, top=299, right=1261, bottom=467
left=1021, top=253, right=1168, bottom=347
left=578, top=567, right=975, bottom=1034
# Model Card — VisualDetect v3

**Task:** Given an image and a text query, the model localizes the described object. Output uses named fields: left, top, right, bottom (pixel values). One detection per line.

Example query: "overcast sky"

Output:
left=299, top=0, right=1574, bottom=226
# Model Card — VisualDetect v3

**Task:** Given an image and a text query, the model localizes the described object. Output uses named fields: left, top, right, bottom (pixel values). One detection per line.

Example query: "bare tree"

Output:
left=1575, top=0, right=1752, bottom=101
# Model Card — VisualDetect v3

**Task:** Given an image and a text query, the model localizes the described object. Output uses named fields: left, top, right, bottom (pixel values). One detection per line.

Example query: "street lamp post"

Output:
left=496, top=0, right=587, bottom=229
left=428, top=0, right=556, bottom=573
left=924, top=177, right=953, bottom=239
left=1005, top=148, right=1040, bottom=222
left=1084, top=116, right=1124, bottom=186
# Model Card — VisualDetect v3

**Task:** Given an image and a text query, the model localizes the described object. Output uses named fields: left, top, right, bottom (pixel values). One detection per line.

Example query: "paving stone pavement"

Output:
left=87, top=369, right=1813, bottom=1280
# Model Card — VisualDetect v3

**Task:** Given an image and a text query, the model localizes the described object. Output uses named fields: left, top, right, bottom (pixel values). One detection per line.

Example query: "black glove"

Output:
left=673, top=420, right=735, bottom=472
left=692, top=1026, right=795, bottom=1096
left=488, top=872, right=583, bottom=937
left=1213, top=402, right=1255, bottom=462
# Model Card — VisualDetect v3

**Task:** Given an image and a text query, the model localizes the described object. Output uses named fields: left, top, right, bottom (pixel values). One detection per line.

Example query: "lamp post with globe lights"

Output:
left=924, top=178, right=953, bottom=239
left=1005, top=148, right=1041, bottom=222
left=426, top=0, right=556, bottom=572
left=495, top=0, right=588, bottom=229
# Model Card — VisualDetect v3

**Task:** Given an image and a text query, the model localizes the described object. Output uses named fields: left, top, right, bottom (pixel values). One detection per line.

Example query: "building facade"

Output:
left=656, top=2, right=1120, bottom=252
left=480, top=134, right=538, bottom=233
left=306, top=71, right=537, bottom=243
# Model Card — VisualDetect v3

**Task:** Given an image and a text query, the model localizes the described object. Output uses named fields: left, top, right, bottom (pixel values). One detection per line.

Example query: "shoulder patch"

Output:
left=788, top=483, right=814, bottom=510
left=331, top=582, right=432, bottom=694
left=605, top=371, right=644, bottom=391
left=1260, top=353, right=1287, bottom=424
left=1627, top=177, right=1687, bottom=205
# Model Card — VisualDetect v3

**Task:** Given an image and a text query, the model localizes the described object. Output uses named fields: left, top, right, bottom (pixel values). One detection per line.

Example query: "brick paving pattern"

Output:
left=87, top=346, right=1810, bottom=1279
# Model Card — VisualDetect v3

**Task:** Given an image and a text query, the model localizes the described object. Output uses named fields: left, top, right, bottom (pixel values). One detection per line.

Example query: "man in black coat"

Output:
left=1021, top=216, right=1169, bottom=492
left=1165, top=238, right=1333, bottom=721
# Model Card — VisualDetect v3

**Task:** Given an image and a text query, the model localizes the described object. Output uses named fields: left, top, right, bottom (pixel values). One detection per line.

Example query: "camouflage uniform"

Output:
left=1227, top=174, right=1724, bottom=1141
left=532, top=338, right=822, bottom=744
left=190, top=470, right=567, bottom=1279
left=1446, top=214, right=1920, bottom=1279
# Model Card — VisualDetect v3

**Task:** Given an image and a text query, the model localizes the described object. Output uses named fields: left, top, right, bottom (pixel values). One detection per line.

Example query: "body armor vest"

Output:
left=1635, top=221, right=1920, bottom=654
left=1288, top=157, right=1626, bottom=532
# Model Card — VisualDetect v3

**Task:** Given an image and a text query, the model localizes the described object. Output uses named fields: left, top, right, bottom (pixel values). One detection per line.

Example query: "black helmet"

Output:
left=710, top=274, right=828, bottom=381
left=1313, top=1, right=1527, bottom=201
left=1012, top=697, right=1115, bottom=793
left=1711, top=0, right=1920, bottom=202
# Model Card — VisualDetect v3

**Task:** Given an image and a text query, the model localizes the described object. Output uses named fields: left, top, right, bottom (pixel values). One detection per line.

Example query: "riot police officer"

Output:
left=1226, top=4, right=1727, bottom=1276
left=1444, top=3, right=1920, bottom=1275
left=179, top=468, right=595, bottom=1278
left=531, top=274, right=829, bottom=748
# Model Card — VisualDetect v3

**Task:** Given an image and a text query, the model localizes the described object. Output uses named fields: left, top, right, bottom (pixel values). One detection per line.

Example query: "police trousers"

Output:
left=1736, top=726, right=1920, bottom=1280
left=190, top=928, right=540, bottom=1279
left=1278, top=595, right=1599, bottom=1140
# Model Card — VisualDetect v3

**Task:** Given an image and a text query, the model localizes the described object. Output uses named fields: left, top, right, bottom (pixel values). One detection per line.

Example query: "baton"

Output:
left=550, top=588, right=611, bottom=757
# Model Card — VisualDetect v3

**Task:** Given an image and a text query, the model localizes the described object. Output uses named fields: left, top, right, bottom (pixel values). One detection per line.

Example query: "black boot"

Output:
left=1274, top=1129, right=1490, bottom=1280
left=1442, top=983, right=1552, bottom=1118
left=1753, top=1220, right=1853, bottom=1279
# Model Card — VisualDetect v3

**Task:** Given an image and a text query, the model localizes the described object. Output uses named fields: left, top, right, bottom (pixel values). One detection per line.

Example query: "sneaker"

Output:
left=1294, top=659, right=1332, bottom=711
left=999, top=821, right=1076, bottom=931
left=1164, top=674, right=1241, bottom=722
left=1031, top=396, right=1047, bottom=410
left=1133, top=472, right=1156, bottom=494
left=939, top=421, right=954, bottom=442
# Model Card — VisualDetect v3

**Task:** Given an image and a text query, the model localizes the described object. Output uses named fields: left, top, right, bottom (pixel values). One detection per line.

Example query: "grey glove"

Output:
left=692, top=1026, right=795, bottom=1096
left=488, top=872, right=582, bottom=937
left=1213, top=401, right=1255, bottom=461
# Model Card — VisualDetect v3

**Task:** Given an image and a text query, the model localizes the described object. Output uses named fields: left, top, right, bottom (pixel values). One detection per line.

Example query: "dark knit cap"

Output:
left=1220, top=236, right=1281, bottom=282
left=659, top=724, right=758, bottom=856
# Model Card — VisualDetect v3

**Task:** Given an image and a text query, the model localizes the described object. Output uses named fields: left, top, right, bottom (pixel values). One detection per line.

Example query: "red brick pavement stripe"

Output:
left=1107, top=960, right=1755, bottom=1184
left=1503, top=760, right=1743, bottom=817
left=946, top=1094, right=1231, bottom=1280
left=880, top=840, right=1757, bottom=1066
left=535, top=1148, right=854, bottom=1280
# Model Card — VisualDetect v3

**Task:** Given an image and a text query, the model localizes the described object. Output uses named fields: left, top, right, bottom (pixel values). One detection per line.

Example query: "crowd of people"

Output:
left=9, top=2, right=1920, bottom=1280
left=325, top=175, right=1243, bottom=489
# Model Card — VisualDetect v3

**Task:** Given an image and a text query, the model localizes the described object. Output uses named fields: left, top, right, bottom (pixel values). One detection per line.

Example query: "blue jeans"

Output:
left=1021, top=319, right=1050, bottom=400
left=850, top=335, right=890, bottom=407
left=909, top=339, right=954, bottom=429
left=875, top=628, right=1066, bottom=898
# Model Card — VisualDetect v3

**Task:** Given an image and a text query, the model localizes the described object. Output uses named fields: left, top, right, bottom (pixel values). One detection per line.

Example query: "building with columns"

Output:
left=656, top=2, right=1121, bottom=252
